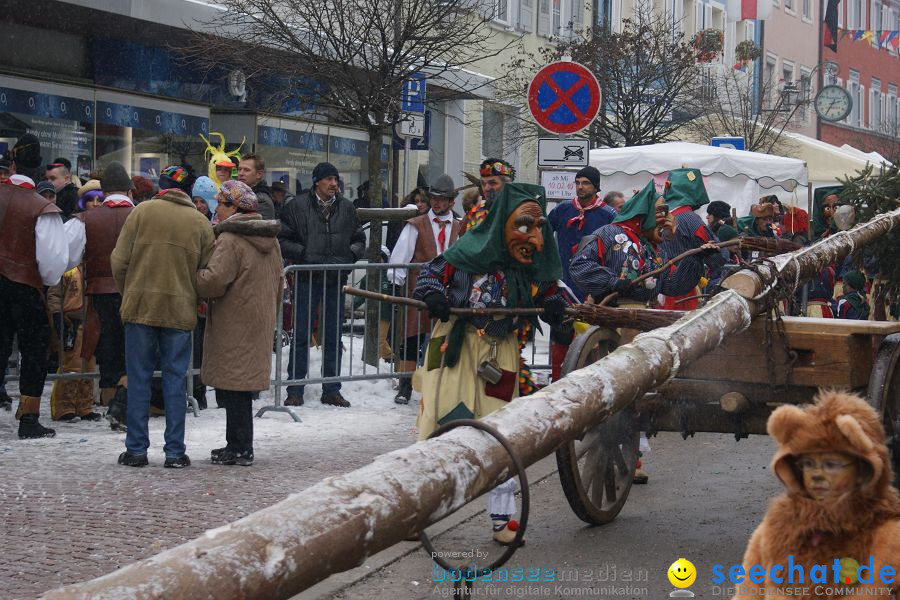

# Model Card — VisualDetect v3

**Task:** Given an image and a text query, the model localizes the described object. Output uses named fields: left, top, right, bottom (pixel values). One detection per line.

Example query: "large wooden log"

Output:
left=43, top=209, right=900, bottom=600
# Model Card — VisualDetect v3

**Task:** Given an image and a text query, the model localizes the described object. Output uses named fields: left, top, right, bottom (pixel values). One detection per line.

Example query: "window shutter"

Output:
left=538, top=0, right=552, bottom=35
left=704, top=3, right=712, bottom=27
left=519, top=0, right=535, bottom=31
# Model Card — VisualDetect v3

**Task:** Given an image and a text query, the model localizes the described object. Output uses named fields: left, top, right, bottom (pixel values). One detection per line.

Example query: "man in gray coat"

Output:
left=279, top=162, right=365, bottom=407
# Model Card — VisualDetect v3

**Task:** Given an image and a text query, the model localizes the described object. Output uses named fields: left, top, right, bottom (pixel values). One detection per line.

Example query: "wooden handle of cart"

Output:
left=342, top=286, right=684, bottom=330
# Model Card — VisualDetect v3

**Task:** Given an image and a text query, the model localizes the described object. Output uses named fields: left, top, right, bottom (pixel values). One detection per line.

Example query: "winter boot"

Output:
left=394, top=378, right=413, bottom=405
left=106, top=385, right=128, bottom=432
left=321, top=392, right=350, bottom=407
left=213, top=449, right=254, bottom=466
left=19, top=414, right=56, bottom=439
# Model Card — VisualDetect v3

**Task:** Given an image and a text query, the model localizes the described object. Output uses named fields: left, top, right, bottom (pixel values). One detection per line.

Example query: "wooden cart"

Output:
left=556, top=317, right=900, bottom=525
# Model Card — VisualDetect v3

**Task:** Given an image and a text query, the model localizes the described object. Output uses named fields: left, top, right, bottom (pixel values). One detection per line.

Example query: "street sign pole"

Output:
left=403, top=137, right=410, bottom=199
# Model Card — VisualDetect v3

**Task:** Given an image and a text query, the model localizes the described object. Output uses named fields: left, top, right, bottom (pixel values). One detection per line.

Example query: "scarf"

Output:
left=565, top=195, right=607, bottom=230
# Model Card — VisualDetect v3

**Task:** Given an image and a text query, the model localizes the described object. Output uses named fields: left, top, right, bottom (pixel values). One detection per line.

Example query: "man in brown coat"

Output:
left=70, top=161, right=134, bottom=431
left=197, top=181, right=283, bottom=466
left=111, top=172, right=214, bottom=468
left=387, top=174, right=461, bottom=404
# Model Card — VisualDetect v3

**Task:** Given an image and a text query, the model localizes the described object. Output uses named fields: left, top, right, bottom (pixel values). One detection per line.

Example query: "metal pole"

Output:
left=403, top=136, right=411, bottom=199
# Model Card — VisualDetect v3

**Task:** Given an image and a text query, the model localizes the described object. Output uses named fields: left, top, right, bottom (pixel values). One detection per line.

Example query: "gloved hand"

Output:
left=612, top=278, right=632, bottom=295
left=423, top=292, right=451, bottom=322
left=541, top=296, right=567, bottom=327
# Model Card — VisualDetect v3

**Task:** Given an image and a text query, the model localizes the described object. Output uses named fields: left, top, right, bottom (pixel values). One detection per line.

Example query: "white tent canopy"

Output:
left=779, top=132, right=879, bottom=183
left=589, top=141, right=808, bottom=217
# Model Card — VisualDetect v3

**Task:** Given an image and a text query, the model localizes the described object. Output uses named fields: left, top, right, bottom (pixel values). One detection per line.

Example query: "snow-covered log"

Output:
left=42, top=208, right=900, bottom=600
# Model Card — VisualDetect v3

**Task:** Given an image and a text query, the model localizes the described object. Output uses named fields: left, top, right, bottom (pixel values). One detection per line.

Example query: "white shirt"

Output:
left=65, top=194, right=133, bottom=265
left=34, top=213, right=75, bottom=286
left=388, top=209, right=455, bottom=286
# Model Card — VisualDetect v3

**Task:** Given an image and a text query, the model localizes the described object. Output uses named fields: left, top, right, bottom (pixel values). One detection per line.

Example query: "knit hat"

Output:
left=192, top=176, right=218, bottom=203
left=35, top=181, right=56, bottom=196
left=663, top=168, right=710, bottom=210
left=101, top=161, right=133, bottom=192
left=575, top=166, right=601, bottom=190
left=707, top=200, right=732, bottom=221
left=843, top=270, right=866, bottom=291
left=613, top=180, right=661, bottom=231
left=216, top=180, right=258, bottom=212
left=312, top=162, right=339, bottom=184
left=716, top=223, right=739, bottom=242
left=428, top=174, right=457, bottom=199
left=158, top=165, right=193, bottom=193
left=768, top=390, right=893, bottom=498
left=479, top=158, right=516, bottom=180
left=9, top=174, right=35, bottom=189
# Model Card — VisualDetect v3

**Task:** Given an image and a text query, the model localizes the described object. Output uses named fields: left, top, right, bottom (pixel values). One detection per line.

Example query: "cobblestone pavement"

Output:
left=0, top=381, right=418, bottom=600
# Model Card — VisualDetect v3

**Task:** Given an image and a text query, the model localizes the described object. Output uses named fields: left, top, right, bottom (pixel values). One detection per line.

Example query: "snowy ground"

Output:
left=0, top=334, right=422, bottom=599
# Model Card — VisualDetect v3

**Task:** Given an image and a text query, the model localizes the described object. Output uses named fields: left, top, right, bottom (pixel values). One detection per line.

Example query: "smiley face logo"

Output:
left=668, top=558, right=697, bottom=588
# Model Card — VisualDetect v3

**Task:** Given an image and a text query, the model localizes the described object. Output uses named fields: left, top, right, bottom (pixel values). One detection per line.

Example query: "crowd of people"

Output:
left=0, top=128, right=880, bottom=483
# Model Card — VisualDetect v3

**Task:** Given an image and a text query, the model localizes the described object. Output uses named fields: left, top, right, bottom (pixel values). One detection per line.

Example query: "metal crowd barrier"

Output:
left=259, top=261, right=552, bottom=422
left=3, top=262, right=552, bottom=422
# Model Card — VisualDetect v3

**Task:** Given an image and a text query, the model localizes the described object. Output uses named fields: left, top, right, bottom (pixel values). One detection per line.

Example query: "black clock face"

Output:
left=815, top=85, right=853, bottom=122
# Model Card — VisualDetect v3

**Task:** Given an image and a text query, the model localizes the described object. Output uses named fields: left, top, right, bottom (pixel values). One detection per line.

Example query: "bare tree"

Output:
left=499, top=9, right=705, bottom=148
left=187, top=0, right=516, bottom=364
left=687, top=49, right=811, bottom=154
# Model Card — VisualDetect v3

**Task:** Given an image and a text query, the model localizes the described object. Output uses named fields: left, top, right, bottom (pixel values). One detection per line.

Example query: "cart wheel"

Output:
left=555, top=326, right=639, bottom=525
left=867, top=333, right=900, bottom=482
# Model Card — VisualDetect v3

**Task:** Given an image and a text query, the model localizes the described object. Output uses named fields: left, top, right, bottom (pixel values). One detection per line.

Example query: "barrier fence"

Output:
left=4, top=262, right=552, bottom=420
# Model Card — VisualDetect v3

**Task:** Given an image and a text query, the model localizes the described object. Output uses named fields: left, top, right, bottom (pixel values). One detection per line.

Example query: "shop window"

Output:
left=0, top=79, right=94, bottom=181
left=256, top=122, right=328, bottom=196
left=94, top=99, right=209, bottom=184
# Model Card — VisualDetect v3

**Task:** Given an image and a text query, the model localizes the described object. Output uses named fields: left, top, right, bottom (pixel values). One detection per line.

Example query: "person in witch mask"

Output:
left=413, top=182, right=568, bottom=545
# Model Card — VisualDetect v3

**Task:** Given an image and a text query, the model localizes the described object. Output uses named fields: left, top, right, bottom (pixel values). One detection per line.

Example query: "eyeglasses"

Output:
left=796, top=457, right=854, bottom=474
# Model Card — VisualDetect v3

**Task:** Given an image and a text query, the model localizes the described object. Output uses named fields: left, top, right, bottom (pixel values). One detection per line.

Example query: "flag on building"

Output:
left=824, top=0, right=840, bottom=51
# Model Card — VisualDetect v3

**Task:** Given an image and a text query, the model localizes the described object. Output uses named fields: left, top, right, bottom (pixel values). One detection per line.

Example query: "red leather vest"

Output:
left=0, top=185, right=62, bottom=290
left=77, top=203, right=134, bottom=294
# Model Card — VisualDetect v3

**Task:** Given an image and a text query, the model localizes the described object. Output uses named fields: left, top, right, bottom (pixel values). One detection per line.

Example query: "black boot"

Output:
left=106, top=385, right=128, bottom=432
left=394, top=378, right=413, bottom=405
left=19, top=414, right=56, bottom=439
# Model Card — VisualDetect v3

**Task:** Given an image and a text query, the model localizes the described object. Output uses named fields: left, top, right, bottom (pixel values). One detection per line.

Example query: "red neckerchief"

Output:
left=566, top=195, right=607, bottom=230
left=103, top=200, right=133, bottom=207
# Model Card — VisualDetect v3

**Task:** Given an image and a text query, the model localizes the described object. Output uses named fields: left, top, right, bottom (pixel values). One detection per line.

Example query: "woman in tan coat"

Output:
left=197, top=180, right=283, bottom=466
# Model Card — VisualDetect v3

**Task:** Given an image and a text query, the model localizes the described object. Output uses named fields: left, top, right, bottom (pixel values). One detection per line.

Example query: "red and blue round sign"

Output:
left=527, top=61, right=601, bottom=135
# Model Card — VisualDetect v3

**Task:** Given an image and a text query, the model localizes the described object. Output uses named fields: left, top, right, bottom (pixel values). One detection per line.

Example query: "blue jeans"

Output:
left=287, top=272, right=345, bottom=396
left=124, top=323, right=192, bottom=458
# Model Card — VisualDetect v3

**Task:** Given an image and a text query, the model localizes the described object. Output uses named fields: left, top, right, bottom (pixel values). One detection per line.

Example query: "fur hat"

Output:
left=101, top=161, right=133, bottom=192
left=767, top=390, right=892, bottom=498
left=216, top=180, right=258, bottom=212
left=575, top=166, right=601, bottom=190
left=750, top=203, right=775, bottom=219
left=707, top=200, right=732, bottom=221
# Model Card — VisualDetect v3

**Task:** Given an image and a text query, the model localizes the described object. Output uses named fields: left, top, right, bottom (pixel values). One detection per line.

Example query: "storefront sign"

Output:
left=96, top=101, right=208, bottom=136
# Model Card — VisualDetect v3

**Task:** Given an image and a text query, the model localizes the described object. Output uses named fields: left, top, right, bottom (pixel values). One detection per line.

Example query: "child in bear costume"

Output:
left=735, top=390, right=900, bottom=599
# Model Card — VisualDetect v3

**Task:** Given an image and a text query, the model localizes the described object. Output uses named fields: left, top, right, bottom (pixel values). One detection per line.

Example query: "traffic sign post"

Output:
left=402, top=73, right=427, bottom=114
left=527, top=61, right=601, bottom=135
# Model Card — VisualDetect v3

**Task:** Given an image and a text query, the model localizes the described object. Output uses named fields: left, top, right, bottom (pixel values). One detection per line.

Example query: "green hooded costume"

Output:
left=663, top=168, right=710, bottom=211
left=613, top=180, right=661, bottom=231
left=439, top=182, right=562, bottom=367
left=812, top=185, right=843, bottom=241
